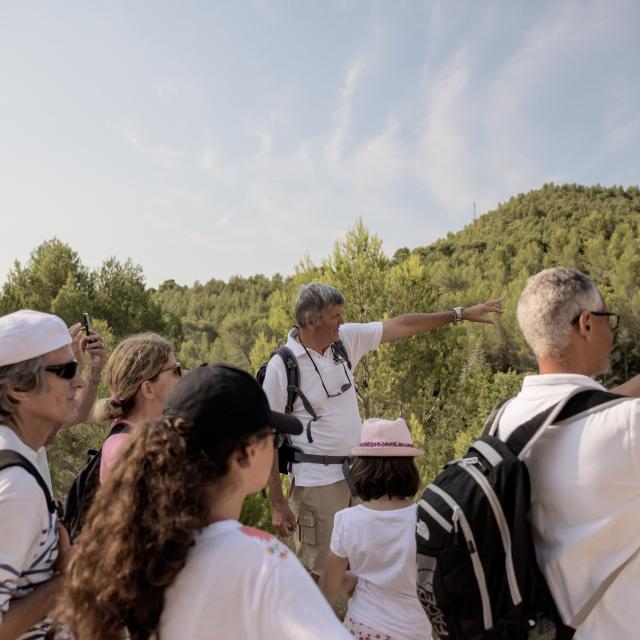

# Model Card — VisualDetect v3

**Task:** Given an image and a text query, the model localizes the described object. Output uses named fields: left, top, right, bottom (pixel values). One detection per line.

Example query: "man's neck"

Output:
left=537, top=354, right=593, bottom=377
left=297, top=328, right=331, bottom=355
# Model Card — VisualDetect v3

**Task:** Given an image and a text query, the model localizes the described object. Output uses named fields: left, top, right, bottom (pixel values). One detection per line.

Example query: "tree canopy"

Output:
left=3, top=183, right=639, bottom=524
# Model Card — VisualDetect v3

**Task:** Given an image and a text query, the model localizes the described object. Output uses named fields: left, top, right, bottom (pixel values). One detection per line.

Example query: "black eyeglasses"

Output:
left=299, top=338, right=352, bottom=398
left=256, top=428, right=286, bottom=449
left=572, top=311, right=620, bottom=331
left=44, top=360, right=79, bottom=380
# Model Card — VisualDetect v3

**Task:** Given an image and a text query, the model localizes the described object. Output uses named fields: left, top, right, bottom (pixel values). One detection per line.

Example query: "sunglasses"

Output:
left=44, top=360, right=79, bottom=380
left=154, top=363, right=183, bottom=379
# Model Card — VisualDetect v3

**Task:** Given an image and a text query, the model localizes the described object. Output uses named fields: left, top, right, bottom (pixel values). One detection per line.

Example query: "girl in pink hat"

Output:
left=324, top=417, right=432, bottom=640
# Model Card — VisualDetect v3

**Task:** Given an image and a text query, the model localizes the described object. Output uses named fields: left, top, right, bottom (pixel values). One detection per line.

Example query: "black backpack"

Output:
left=416, top=388, right=630, bottom=640
left=63, top=421, right=131, bottom=541
left=256, top=340, right=352, bottom=474
left=0, top=450, right=60, bottom=516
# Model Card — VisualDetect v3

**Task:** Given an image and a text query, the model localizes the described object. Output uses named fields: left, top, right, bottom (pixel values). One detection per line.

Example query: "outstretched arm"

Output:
left=380, top=299, right=503, bottom=344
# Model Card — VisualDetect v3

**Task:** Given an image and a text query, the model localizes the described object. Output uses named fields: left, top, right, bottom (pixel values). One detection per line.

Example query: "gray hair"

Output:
left=295, top=283, right=345, bottom=327
left=517, top=267, right=602, bottom=360
left=0, top=355, right=48, bottom=424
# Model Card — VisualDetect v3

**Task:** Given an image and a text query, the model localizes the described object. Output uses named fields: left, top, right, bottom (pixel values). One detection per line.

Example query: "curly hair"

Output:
left=93, top=333, right=174, bottom=422
left=58, top=415, right=246, bottom=639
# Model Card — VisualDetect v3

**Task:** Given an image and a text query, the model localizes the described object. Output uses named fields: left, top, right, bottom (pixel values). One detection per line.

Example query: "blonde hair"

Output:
left=93, top=333, right=174, bottom=422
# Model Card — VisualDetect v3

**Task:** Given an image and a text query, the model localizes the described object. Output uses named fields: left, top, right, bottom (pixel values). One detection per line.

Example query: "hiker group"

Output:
left=0, top=267, right=638, bottom=640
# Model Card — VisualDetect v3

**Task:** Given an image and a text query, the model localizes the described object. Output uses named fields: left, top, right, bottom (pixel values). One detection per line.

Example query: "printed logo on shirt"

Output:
left=240, top=525, right=289, bottom=560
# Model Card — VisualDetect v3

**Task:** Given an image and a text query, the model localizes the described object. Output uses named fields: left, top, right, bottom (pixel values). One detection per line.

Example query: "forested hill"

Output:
left=405, top=183, right=640, bottom=379
left=2, top=183, right=639, bottom=504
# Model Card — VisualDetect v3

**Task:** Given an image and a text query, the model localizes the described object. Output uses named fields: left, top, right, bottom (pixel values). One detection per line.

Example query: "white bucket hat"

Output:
left=0, top=310, right=71, bottom=366
left=351, top=417, right=424, bottom=457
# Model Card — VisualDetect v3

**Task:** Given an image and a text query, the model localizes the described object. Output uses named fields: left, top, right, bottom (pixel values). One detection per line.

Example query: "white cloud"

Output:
left=325, top=54, right=369, bottom=173
left=120, top=127, right=182, bottom=168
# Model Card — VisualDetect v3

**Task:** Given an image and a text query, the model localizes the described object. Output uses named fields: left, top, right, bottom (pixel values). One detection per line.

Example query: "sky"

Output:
left=1, top=1, right=639, bottom=287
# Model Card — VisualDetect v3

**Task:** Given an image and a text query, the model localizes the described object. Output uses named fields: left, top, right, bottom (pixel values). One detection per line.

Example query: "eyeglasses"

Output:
left=153, top=363, right=183, bottom=379
left=572, top=310, right=620, bottom=331
left=256, top=428, right=286, bottom=449
left=299, top=338, right=352, bottom=398
left=44, top=360, right=79, bottom=380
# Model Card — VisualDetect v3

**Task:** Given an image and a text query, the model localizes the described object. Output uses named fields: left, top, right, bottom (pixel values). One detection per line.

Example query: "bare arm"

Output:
left=324, top=551, right=357, bottom=598
left=62, top=324, right=106, bottom=428
left=380, top=299, right=503, bottom=344
left=0, top=524, right=70, bottom=640
left=0, top=576, right=63, bottom=640
left=268, top=454, right=297, bottom=538
left=611, top=374, right=640, bottom=397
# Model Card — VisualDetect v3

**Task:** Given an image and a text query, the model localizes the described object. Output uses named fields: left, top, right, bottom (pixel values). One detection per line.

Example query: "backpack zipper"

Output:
left=459, top=462, right=523, bottom=606
left=427, top=484, right=493, bottom=630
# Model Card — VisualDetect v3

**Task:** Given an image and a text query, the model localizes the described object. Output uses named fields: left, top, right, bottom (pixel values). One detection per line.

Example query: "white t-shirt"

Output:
left=160, top=519, right=351, bottom=639
left=262, top=322, right=383, bottom=486
left=495, top=374, right=640, bottom=639
left=330, top=504, right=432, bottom=640
left=0, top=425, right=59, bottom=640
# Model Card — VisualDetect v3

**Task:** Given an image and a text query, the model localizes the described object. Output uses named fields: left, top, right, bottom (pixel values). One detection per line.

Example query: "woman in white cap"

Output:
left=0, top=309, right=84, bottom=640
left=324, top=417, right=433, bottom=640
left=60, top=364, right=352, bottom=640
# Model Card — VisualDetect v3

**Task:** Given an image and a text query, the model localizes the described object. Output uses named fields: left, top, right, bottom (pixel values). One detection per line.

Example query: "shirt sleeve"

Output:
left=260, top=552, right=352, bottom=639
left=0, top=469, right=49, bottom=622
left=99, top=433, right=130, bottom=483
left=329, top=510, right=347, bottom=558
left=261, top=356, right=288, bottom=414
left=339, top=322, right=383, bottom=369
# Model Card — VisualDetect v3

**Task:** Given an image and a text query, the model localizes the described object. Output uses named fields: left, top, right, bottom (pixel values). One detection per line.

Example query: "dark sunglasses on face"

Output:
left=44, top=360, right=79, bottom=380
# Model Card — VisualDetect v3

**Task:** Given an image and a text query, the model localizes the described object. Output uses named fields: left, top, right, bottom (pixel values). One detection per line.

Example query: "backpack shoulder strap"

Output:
left=273, top=346, right=319, bottom=441
left=332, top=340, right=352, bottom=370
left=506, top=388, right=628, bottom=459
left=274, top=347, right=299, bottom=414
left=109, top=421, right=132, bottom=437
left=481, top=397, right=512, bottom=436
left=0, top=450, right=56, bottom=514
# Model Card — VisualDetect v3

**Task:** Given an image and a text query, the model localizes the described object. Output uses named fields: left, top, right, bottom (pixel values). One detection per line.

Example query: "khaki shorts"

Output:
left=289, top=479, right=357, bottom=577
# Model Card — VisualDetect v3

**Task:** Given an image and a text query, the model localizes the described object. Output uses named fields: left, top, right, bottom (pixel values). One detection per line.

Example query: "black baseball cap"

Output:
left=162, top=363, right=302, bottom=439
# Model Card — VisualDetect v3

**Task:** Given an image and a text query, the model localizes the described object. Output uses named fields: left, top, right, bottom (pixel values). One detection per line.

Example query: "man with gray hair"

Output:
left=492, top=267, right=640, bottom=638
left=263, top=282, right=501, bottom=580
left=0, top=310, right=84, bottom=639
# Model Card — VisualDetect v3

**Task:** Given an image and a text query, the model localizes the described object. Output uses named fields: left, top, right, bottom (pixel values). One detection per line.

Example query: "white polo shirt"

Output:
left=262, top=322, right=382, bottom=487
left=495, top=374, right=640, bottom=639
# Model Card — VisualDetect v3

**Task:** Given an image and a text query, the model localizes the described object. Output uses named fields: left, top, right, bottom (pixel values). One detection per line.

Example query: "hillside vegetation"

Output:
left=3, top=183, right=639, bottom=530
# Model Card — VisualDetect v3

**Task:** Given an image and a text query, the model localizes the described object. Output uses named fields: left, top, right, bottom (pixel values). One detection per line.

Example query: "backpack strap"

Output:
left=274, top=346, right=319, bottom=443
left=570, top=545, right=640, bottom=627
left=331, top=340, right=352, bottom=370
left=0, top=450, right=57, bottom=515
left=505, top=388, right=627, bottom=458
left=481, top=397, right=512, bottom=436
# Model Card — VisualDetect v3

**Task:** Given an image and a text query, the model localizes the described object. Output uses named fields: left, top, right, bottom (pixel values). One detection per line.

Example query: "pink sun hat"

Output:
left=351, top=417, right=424, bottom=457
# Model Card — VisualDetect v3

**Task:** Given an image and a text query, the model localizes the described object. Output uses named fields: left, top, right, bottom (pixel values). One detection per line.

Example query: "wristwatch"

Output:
left=452, top=307, right=464, bottom=324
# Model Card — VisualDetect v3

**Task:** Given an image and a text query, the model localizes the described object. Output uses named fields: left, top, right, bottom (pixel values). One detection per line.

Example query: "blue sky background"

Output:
left=1, top=1, right=639, bottom=286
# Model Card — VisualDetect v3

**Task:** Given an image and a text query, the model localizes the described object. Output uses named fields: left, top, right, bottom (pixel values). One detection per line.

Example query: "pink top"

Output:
left=99, top=420, right=135, bottom=483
